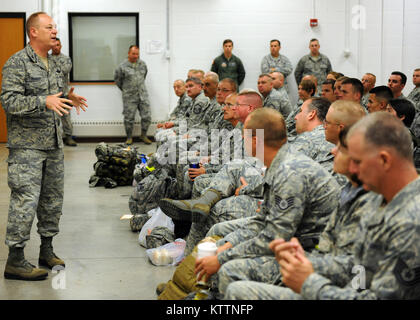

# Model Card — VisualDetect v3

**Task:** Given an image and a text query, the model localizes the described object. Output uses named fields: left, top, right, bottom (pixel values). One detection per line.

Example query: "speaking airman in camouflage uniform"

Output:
left=114, top=45, right=151, bottom=145
left=1, top=12, right=87, bottom=281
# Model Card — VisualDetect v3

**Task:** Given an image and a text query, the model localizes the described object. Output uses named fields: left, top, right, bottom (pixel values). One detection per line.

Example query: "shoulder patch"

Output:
left=275, top=196, right=294, bottom=210
left=394, top=257, right=420, bottom=287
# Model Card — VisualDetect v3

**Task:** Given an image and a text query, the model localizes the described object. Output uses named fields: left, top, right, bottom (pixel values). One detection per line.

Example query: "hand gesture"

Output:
left=67, top=87, right=88, bottom=115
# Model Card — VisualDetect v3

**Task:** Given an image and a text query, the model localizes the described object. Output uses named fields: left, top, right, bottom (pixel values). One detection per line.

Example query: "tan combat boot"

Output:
left=38, top=237, right=65, bottom=269
left=4, top=247, right=48, bottom=281
left=159, top=189, right=222, bottom=223
left=139, top=134, right=152, bottom=145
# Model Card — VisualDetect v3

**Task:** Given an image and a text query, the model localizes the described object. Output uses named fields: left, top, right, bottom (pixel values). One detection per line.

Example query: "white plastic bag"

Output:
left=138, top=207, right=174, bottom=247
left=146, top=239, right=186, bottom=266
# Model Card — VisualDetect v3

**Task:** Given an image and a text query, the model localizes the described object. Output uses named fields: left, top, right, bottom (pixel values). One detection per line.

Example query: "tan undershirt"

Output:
left=38, top=55, right=49, bottom=71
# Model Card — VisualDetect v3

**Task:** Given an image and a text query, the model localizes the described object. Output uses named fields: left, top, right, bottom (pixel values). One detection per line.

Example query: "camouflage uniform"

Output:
left=114, top=58, right=151, bottom=138
left=263, top=89, right=292, bottom=119
left=361, top=93, right=369, bottom=111
left=169, top=92, right=192, bottom=121
left=211, top=53, right=246, bottom=87
left=215, top=143, right=340, bottom=295
left=294, top=54, right=332, bottom=90
left=52, top=53, right=73, bottom=137
left=146, top=226, right=175, bottom=249
left=1, top=44, right=66, bottom=248
left=261, top=54, right=293, bottom=88
left=184, top=156, right=265, bottom=254
left=289, top=125, right=335, bottom=175
left=408, top=87, right=420, bottom=112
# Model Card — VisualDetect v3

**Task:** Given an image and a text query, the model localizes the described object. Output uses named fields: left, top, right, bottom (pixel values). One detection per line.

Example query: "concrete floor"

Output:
left=0, top=141, right=176, bottom=300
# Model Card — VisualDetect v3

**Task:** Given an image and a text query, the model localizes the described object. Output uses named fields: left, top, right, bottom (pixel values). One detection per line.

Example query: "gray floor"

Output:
left=0, top=141, right=176, bottom=300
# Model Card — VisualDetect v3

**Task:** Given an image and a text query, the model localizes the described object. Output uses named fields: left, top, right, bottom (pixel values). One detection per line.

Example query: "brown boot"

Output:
left=139, top=134, right=152, bottom=145
left=4, top=247, right=48, bottom=281
left=64, top=136, right=77, bottom=146
left=38, top=237, right=65, bottom=269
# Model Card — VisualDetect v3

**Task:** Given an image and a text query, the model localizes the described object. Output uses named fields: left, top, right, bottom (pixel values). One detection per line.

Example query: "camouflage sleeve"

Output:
left=218, top=171, right=306, bottom=265
left=260, top=56, right=270, bottom=74
left=308, top=253, right=355, bottom=287
left=114, top=65, right=123, bottom=90
left=0, top=57, right=47, bottom=115
left=279, top=95, right=292, bottom=118
left=294, top=58, right=304, bottom=84
left=326, top=57, right=332, bottom=74
left=302, top=221, right=418, bottom=300
left=280, top=56, right=293, bottom=78
left=237, top=58, right=246, bottom=86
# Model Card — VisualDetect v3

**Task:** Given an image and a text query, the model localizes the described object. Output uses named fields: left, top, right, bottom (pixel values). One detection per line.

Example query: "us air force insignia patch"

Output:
left=275, top=196, right=294, bottom=210
left=394, top=258, right=420, bottom=287
left=221, top=62, right=227, bottom=68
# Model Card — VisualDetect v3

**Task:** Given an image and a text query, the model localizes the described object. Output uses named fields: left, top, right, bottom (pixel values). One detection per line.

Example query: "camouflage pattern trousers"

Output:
left=5, top=148, right=64, bottom=248
left=61, top=111, right=73, bottom=137
left=206, top=217, right=283, bottom=297
left=122, top=98, right=151, bottom=137
left=224, top=281, right=301, bottom=300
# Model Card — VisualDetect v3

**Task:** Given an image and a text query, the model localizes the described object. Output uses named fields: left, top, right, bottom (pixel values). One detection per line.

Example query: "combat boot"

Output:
left=139, top=134, right=152, bottom=145
left=159, top=189, right=222, bottom=223
left=38, top=237, right=65, bottom=269
left=156, top=282, right=167, bottom=296
left=64, top=136, right=77, bottom=146
left=125, top=137, right=133, bottom=145
left=4, top=247, right=48, bottom=281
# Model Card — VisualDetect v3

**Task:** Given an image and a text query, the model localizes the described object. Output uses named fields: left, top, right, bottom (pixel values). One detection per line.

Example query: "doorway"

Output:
left=0, top=13, right=26, bottom=143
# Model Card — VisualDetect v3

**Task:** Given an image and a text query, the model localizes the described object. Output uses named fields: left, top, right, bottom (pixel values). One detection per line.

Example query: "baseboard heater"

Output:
left=72, top=120, right=159, bottom=137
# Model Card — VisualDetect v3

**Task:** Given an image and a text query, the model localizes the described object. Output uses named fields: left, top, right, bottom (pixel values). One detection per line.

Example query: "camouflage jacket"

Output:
left=289, top=125, right=335, bottom=174
left=301, top=177, right=420, bottom=300
left=263, top=89, right=292, bottom=119
left=51, top=53, right=72, bottom=96
left=170, top=92, right=192, bottom=121
left=1, top=44, right=67, bottom=150
left=217, top=143, right=340, bottom=265
left=260, top=54, right=293, bottom=85
left=294, top=53, right=332, bottom=87
left=408, top=87, right=420, bottom=112
left=114, top=58, right=149, bottom=102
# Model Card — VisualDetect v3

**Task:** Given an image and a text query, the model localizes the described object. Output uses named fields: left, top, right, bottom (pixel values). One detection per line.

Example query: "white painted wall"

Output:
left=2, top=0, right=420, bottom=136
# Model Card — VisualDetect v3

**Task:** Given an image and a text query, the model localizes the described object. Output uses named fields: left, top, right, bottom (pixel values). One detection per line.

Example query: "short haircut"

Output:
left=259, top=73, right=273, bottom=81
left=365, top=72, right=376, bottom=81
left=391, top=71, right=407, bottom=85
left=336, top=76, right=349, bottom=83
left=245, top=108, right=287, bottom=148
left=388, top=98, right=416, bottom=127
left=310, top=38, right=319, bottom=43
left=303, top=74, right=318, bottom=86
left=341, top=78, right=364, bottom=98
left=220, top=78, right=237, bottom=92
left=128, top=45, right=139, bottom=52
left=173, top=79, right=185, bottom=85
left=270, top=39, right=281, bottom=46
left=299, top=79, right=316, bottom=96
left=338, top=126, right=350, bottom=149
left=223, top=39, right=233, bottom=46
left=415, top=68, right=420, bottom=72
left=238, top=88, right=263, bottom=108
left=269, top=71, right=284, bottom=80
left=186, top=77, right=203, bottom=86
left=369, top=86, right=393, bottom=103
left=349, top=111, right=413, bottom=161
left=328, top=71, right=342, bottom=79
left=55, top=37, right=60, bottom=42
left=322, top=79, right=336, bottom=88
left=204, top=71, right=219, bottom=83
left=307, top=97, right=331, bottom=121
left=329, top=100, right=366, bottom=128
left=26, top=12, right=47, bottom=37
